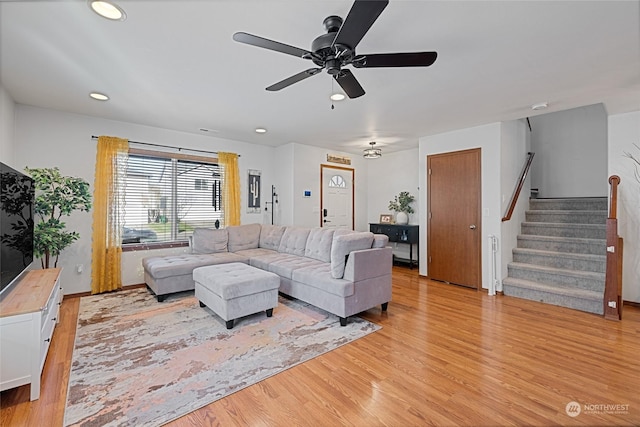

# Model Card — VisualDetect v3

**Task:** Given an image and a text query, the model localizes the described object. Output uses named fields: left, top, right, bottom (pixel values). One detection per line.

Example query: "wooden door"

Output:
left=427, top=148, right=481, bottom=289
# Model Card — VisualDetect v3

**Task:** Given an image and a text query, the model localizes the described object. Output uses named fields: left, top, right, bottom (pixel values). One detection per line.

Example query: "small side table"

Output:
left=369, top=223, right=419, bottom=268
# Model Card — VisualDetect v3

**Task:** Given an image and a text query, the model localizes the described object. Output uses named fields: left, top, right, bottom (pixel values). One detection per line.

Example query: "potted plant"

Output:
left=388, top=191, right=415, bottom=224
left=26, top=167, right=92, bottom=269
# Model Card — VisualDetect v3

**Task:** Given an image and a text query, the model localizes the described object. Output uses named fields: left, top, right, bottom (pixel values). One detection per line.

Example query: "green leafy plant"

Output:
left=388, top=191, right=415, bottom=214
left=25, top=167, right=92, bottom=269
left=0, top=169, right=34, bottom=267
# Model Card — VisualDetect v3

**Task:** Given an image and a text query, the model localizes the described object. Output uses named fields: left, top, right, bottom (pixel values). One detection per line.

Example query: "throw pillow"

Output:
left=191, top=228, right=228, bottom=254
left=330, top=232, right=374, bottom=279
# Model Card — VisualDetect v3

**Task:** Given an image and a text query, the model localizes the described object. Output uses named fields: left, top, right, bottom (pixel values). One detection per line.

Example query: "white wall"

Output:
left=367, top=148, right=419, bottom=260
left=530, top=104, right=608, bottom=197
left=273, top=143, right=294, bottom=227
left=0, top=84, right=15, bottom=165
left=419, top=122, right=504, bottom=290
left=500, top=120, right=531, bottom=286
left=289, top=143, right=370, bottom=231
left=367, top=148, right=420, bottom=224
left=608, top=111, right=640, bottom=303
left=13, top=105, right=276, bottom=294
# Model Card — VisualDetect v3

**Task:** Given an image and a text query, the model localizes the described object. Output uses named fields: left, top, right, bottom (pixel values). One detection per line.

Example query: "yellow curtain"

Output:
left=91, top=136, right=129, bottom=294
left=218, top=152, right=241, bottom=226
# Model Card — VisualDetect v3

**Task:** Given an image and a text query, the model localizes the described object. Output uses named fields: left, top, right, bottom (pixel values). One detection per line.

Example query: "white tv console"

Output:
left=0, top=268, right=62, bottom=400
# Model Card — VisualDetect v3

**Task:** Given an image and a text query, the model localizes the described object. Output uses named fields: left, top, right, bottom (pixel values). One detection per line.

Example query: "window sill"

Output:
left=122, top=241, right=189, bottom=252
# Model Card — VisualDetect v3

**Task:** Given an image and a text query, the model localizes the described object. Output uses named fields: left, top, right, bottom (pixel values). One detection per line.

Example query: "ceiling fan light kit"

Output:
left=232, top=0, right=437, bottom=99
left=363, top=141, right=381, bottom=159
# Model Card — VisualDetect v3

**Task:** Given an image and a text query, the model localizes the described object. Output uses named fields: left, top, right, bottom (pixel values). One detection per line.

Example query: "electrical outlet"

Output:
left=76, top=264, right=83, bottom=274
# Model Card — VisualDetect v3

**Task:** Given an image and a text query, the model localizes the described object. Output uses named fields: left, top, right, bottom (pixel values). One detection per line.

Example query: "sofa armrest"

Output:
left=343, top=247, right=392, bottom=282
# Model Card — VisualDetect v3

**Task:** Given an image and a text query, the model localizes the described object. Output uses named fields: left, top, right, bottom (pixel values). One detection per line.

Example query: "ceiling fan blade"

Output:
left=266, top=68, right=322, bottom=91
left=332, top=0, right=389, bottom=50
left=353, top=52, right=438, bottom=68
left=334, top=69, right=365, bottom=99
left=233, top=32, right=312, bottom=59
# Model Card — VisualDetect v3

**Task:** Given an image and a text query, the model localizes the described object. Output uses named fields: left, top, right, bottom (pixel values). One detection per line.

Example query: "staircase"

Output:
left=503, top=197, right=608, bottom=315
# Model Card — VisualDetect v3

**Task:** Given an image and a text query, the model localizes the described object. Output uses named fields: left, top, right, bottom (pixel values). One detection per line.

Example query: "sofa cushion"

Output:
left=191, top=228, right=228, bottom=254
left=372, top=234, right=389, bottom=248
left=277, top=227, right=311, bottom=256
left=227, top=223, right=261, bottom=252
left=249, top=252, right=296, bottom=271
left=234, top=248, right=279, bottom=259
left=259, top=224, right=286, bottom=250
left=142, top=253, right=248, bottom=279
left=330, top=232, right=374, bottom=279
left=304, top=228, right=335, bottom=262
left=268, top=256, right=325, bottom=280
left=292, top=263, right=355, bottom=297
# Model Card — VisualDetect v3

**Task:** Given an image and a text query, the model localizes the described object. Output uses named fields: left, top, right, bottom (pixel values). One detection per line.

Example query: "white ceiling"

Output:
left=1, top=1, right=639, bottom=156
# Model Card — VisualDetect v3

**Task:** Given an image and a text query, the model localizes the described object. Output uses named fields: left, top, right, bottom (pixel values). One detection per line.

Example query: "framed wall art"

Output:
left=247, top=169, right=261, bottom=213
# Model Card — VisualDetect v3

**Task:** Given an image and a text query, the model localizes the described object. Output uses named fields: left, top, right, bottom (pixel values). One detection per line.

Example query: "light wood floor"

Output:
left=2, top=267, right=640, bottom=426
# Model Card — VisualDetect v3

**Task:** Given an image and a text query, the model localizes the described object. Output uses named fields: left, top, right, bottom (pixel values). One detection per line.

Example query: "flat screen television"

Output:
left=0, top=162, right=35, bottom=295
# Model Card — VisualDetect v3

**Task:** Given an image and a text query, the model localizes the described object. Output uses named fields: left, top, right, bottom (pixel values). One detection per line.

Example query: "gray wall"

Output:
left=530, top=104, right=608, bottom=197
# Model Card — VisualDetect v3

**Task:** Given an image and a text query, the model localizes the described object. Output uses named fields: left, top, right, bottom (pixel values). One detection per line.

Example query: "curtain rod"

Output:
left=91, top=135, right=239, bottom=157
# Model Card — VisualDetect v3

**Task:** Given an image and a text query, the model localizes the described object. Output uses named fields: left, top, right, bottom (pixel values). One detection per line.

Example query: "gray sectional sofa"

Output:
left=142, top=223, right=392, bottom=325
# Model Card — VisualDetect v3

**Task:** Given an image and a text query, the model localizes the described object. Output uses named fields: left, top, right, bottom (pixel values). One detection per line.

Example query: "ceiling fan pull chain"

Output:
left=331, top=78, right=335, bottom=110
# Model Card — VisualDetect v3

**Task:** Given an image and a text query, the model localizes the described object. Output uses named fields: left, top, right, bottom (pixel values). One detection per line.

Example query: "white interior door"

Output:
left=321, top=165, right=354, bottom=229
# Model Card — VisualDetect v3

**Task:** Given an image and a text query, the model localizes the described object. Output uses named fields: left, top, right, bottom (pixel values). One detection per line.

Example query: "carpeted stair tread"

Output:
left=503, top=277, right=603, bottom=300
left=521, top=222, right=606, bottom=239
left=529, top=197, right=608, bottom=211
left=507, top=262, right=604, bottom=291
left=508, top=262, right=605, bottom=280
left=516, top=234, right=606, bottom=255
left=503, top=277, right=604, bottom=315
left=525, top=210, right=608, bottom=224
left=512, top=248, right=606, bottom=273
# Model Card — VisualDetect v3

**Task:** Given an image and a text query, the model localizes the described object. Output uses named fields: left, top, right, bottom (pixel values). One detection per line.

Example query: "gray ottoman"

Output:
left=193, top=263, right=280, bottom=329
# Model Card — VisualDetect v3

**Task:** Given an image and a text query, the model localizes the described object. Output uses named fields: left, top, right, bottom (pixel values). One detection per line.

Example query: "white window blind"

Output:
left=123, top=152, right=224, bottom=245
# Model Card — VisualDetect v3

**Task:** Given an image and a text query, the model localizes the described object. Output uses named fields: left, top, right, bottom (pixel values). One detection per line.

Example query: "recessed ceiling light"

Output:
left=89, top=1, right=127, bottom=21
left=255, top=128, right=267, bottom=134
left=89, top=92, right=109, bottom=101
left=531, top=102, right=548, bottom=111
left=330, top=93, right=346, bottom=101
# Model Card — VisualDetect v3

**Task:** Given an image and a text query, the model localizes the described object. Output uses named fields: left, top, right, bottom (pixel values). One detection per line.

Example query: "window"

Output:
left=122, top=150, right=224, bottom=247
left=329, top=175, right=346, bottom=188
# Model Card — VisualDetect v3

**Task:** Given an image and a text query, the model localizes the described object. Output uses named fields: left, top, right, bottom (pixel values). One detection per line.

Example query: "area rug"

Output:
left=64, top=288, right=380, bottom=426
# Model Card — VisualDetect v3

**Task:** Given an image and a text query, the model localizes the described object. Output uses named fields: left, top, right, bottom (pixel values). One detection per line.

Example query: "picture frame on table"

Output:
left=379, top=214, right=393, bottom=224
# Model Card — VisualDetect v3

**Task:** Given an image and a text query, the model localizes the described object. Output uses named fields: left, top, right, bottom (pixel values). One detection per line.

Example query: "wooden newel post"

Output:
left=603, top=175, right=622, bottom=321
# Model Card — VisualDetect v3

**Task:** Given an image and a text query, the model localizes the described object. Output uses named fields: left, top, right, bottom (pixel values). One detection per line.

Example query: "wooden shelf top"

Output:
left=0, top=269, right=61, bottom=318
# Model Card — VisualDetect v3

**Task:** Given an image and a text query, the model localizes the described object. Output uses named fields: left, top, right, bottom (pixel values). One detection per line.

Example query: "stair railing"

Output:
left=604, top=175, right=623, bottom=320
left=502, top=152, right=535, bottom=222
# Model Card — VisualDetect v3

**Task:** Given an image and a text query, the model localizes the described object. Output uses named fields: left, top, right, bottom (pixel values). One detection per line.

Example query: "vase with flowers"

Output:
left=388, top=191, right=415, bottom=225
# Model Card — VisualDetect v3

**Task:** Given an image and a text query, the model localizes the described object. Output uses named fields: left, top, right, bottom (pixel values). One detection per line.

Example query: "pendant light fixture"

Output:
left=363, top=141, right=382, bottom=159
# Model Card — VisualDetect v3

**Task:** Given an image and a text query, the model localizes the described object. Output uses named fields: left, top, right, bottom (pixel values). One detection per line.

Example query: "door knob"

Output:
left=469, top=224, right=477, bottom=229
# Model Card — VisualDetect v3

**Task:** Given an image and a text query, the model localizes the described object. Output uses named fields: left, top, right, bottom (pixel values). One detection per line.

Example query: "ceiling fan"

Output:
left=232, top=0, right=437, bottom=99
